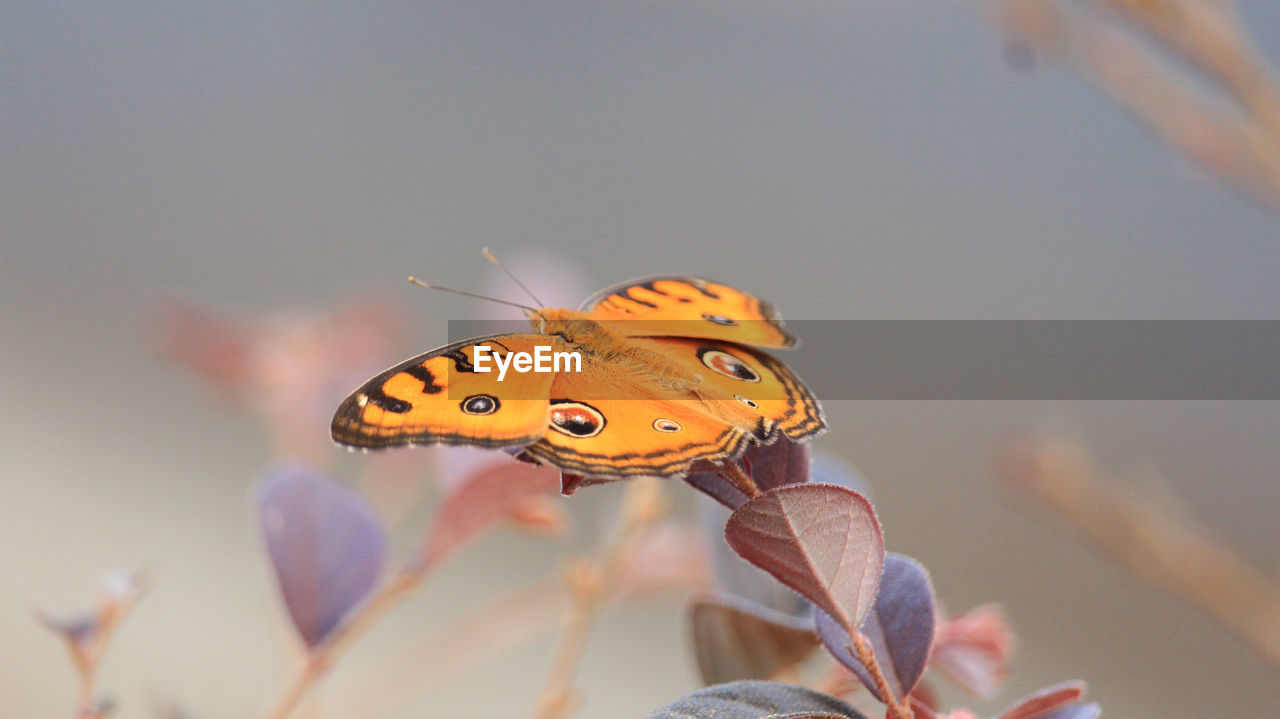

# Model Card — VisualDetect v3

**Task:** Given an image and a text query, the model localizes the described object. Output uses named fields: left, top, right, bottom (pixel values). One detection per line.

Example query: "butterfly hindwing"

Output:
left=580, top=276, right=798, bottom=349
left=633, top=336, right=826, bottom=440
left=331, top=334, right=554, bottom=450
left=521, top=369, right=755, bottom=479
left=520, top=337, right=825, bottom=479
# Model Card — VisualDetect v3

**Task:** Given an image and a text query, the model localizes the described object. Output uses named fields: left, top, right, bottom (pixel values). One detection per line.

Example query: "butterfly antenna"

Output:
left=482, top=247, right=545, bottom=307
left=406, top=277, right=538, bottom=312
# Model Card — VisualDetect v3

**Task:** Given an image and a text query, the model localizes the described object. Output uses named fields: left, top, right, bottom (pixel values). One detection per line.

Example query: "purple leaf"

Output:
left=724, top=484, right=885, bottom=636
left=34, top=569, right=149, bottom=650
left=35, top=609, right=99, bottom=646
left=259, top=465, right=387, bottom=647
left=689, top=592, right=820, bottom=685
left=749, top=437, right=812, bottom=494
left=647, top=680, right=868, bottom=719
left=996, top=681, right=1090, bottom=719
left=815, top=553, right=936, bottom=702
left=687, top=437, right=812, bottom=510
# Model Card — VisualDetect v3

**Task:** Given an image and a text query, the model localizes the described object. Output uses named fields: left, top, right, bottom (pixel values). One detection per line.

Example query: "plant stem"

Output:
left=721, top=462, right=761, bottom=500
left=998, top=435, right=1280, bottom=664
left=532, top=478, right=668, bottom=719
left=849, top=633, right=914, bottom=719
left=263, top=571, right=421, bottom=719
left=327, top=575, right=570, bottom=719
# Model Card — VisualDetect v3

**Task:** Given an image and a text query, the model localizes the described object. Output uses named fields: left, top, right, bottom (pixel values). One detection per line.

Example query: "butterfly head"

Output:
left=528, top=307, right=602, bottom=345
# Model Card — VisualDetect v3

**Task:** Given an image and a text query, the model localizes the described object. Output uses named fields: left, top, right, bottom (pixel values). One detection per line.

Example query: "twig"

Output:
left=996, top=435, right=1280, bottom=663
left=37, top=571, right=148, bottom=719
left=991, top=0, right=1280, bottom=214
left=848, top=633, right=914, bottom=719
left=721, top=462, right=762, bottom=500
left=532, top=478, right=670, bottom=719
left=327, top=575, right=571, bottom=718
left=263, top=571, right=422, bottom=719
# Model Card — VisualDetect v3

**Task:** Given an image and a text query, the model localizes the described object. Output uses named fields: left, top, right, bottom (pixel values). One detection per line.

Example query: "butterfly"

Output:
left=331, top=274, right=825, bottom=481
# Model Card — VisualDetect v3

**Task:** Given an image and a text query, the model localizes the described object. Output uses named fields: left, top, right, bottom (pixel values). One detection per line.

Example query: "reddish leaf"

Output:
left=724, top=484, right=884, bottom=635
left=699, top=493, right=813, bottom=618
left=690, top=592, right=820, bottom=685
left=931, top=604, right=1016, bottom=699
left=559, top=471, right=612, bottom=496
left=259, top=466, right=387, bottom=647
left=412, top=458, right=561, bottom=572
left=149, top=301, right=253, bottom=400
left=504, top=493, right=570, bottom=535
left=997, top=681, right=1089, bottom=719
left=620, top=523, right=712, bottom=596
left=816, top=553, right=936, bottom=703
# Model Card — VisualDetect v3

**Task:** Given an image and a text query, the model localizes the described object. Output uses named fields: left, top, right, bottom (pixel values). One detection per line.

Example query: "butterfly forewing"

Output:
left=580, top=276, right=798, bottom=349
left=331, top=335, right=554, bottom=450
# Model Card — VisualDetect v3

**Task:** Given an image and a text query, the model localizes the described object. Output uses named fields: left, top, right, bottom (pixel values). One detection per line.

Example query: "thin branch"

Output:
left=327, top=575, right=571, bottom=718
left=996, top=435, right=1280, bottom=663
left=848, top=633, right=914, bottom=719
left=721, top=462, right=762, bottom=500
left=991, top=0, right=1280, bottom=214
left=532, top=478, right=670, bottom=719
left=263, top=571, right=422, bottom=719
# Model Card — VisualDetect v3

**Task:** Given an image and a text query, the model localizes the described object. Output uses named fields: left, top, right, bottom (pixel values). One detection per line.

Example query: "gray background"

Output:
left=3, top=1, right=1279, bottom=717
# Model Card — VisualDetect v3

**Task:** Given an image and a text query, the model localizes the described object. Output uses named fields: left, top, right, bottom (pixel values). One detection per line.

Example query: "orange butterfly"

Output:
left=331, top=274, right=825, bottom=480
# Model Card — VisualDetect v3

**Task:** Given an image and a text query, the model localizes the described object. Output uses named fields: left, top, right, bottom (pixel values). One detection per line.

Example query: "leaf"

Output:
left=559, top=471, right=611, bottom=496
left=689, top=592, right=820, bottom=685
left=725, top=484, right=884, bottom=634
left=686, top=436, right=812, bottom=510
left=149, top=301, right=253, bottom=401
left=647, top=680, right=868, bottom=719
left=411, top=458, right=561, bottom=572
left=698, top=494, right=813, bottom=618
left=749, top=436, right=812, bottom=494
left=997, top=681, right=1092, bottom=719
left=259, top=465, right=387, bottom=647
left=35, top=568, right=149, bottom=654
left=815, top=553, right=936, bottom=702
left=620, top=523, right=712, bottom=596
left=931, top=603, right=1015, bottom=699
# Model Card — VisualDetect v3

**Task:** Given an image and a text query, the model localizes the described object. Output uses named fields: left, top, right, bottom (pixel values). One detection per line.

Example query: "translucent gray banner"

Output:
left=446, top=320, right=1280, bottom=399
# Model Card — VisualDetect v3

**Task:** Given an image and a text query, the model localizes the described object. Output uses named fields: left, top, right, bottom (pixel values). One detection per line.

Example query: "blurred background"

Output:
left=3, top=1, right=1279, bottom=717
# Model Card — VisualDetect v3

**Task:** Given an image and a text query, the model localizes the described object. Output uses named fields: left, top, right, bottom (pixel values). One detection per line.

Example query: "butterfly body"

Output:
left=332, top=276, right=825, bottom=480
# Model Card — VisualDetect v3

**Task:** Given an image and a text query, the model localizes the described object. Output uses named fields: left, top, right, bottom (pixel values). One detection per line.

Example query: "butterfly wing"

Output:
left=637, top=336, right=826, bottom=440
left=519, top=337, right=825, bottom=479
left=579, top=276, right=798, bottom=349
left=331, top=335, right=554, bottom=450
